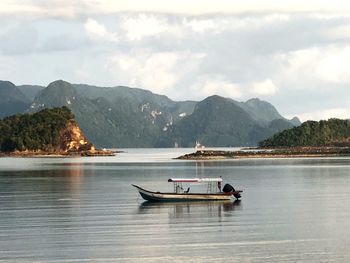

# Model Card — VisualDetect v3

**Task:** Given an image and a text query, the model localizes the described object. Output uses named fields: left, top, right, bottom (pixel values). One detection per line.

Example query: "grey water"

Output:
left=1, top=148, right=350, bottom=262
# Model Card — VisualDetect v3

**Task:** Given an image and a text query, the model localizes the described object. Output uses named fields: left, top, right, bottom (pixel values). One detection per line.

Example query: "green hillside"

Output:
left=30, top=80, right=191, bottom=147
left=259, top=118, right=350, bottom=147
left=1, top=79, right=300, bottom=148
left=28, top=81, right=299, bottom=147
left=167, top=95, right=295, bottom=147
left=0, top=107, right=74, bottom=152
left=17, top=85, right=45, bottom=101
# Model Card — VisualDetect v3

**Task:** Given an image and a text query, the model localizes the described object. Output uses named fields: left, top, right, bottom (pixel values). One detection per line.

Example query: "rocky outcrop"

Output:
left=59, top=120, right=114, bottom=156
left=0, top=107, right=114, bottom=157
left=60, top=120, right=93, bottom=152
left=176, top=147, right=350, bottom=160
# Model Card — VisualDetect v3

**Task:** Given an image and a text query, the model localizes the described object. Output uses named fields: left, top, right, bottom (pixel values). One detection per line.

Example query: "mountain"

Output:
left=73, top=84, right=197, bottom=123
left=290, top=116, right=302, bottom=126
left=30, top=80, right=78, bottom=109
left=238, top=98, right=301, bottom=126
left=166, top=96, right=258, bottom=147
left=166, top=95, right=296, bottom=147
left=1, top=79, right=299, bottom=147
left=259, top=118, right=350, bottom=147
left=29, top=80, right=196, bottom=147
left=0, top=81, right=31, bottom=118
left=239, top=98, right=283, bottom=124
left=17, top=85, right=45, bottom=101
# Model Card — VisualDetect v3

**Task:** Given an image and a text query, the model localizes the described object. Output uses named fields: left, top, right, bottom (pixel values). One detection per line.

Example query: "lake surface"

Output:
left=1, top=148, right=350, bottom=262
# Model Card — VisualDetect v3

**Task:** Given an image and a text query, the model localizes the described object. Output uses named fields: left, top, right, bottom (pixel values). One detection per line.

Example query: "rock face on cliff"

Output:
left=60, top=120, right=93, bottom=152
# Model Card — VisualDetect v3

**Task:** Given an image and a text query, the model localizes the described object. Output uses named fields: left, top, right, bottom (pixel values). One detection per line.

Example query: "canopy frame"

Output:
left=168, top=178, right=222, bottom=193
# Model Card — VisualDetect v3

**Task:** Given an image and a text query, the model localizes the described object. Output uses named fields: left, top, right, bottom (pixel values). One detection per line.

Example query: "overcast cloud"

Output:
left=1, top=1, right=350, bottom=121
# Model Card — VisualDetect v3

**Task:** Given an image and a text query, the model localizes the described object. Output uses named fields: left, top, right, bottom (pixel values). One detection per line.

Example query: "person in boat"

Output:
left=176, top=185, right=183, bottom=193
left=217, top=176, right=222, bottom=192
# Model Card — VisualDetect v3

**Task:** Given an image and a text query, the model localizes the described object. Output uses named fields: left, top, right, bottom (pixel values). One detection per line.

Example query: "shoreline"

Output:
left=0, top=149, right=116, bottom=158
left=176, top=147, right=350, bottom=160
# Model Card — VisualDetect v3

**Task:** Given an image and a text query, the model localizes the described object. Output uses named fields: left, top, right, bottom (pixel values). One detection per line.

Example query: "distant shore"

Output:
left=176, top=147, right=350, bottom=160
left=0, top=149, right=116, bottom=158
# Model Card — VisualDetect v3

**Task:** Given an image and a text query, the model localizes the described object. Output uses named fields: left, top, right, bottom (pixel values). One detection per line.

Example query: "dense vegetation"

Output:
left=0, top=107, right=74, bottom=152
left=259, top=118, right=350, bottom=147
left=167, top=96, right=297, bottom=147
left=2, top=79, right=300, bottom=147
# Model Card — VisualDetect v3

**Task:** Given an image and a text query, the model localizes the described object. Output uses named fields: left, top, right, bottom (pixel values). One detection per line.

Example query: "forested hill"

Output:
left=1, top=79, right=301, bottom=147
left=0, top=107, right=93, bottom=153
left=259, top=118, right=350, bottom=147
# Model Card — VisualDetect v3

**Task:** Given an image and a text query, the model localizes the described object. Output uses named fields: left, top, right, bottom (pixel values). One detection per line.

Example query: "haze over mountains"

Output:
left=0, top=81, right=31, bottom=118
left=0, top=80, right=300, bottom=148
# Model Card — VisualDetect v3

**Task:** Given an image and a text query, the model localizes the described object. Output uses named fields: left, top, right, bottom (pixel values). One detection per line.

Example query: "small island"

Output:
left=0, top=107, right=114, bottom=157
left=177, top=118, right=350, bottom=160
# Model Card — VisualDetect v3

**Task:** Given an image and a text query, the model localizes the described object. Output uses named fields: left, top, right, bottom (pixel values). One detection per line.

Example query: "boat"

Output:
left=195, top=141, right=205, bottom=150
left=132, top=178, right=242, bottom=202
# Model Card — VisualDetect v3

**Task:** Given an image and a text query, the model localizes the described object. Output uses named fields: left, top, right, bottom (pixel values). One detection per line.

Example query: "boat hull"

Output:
left=132, top=184, right=239, bottom=202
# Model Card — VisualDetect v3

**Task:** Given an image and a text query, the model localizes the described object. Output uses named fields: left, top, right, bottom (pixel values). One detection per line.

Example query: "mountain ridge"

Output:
left=0, top=80, right=31, bottom=118
left=0, top=79, right=301, bottom=147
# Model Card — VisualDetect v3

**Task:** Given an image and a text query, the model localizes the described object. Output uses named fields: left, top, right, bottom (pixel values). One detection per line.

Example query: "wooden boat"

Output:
left=132, top=178, right=242, bottom=202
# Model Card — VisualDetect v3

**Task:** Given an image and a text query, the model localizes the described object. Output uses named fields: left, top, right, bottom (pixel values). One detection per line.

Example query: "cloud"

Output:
left=0, top=23, right=39, bottom=55
left=324, top=24, right=350, bottom=39
left=251, top=79, right=278, bottom=95
left=280, top=45, right=350, bottom=85
left=107, top=50, right=206, bottom=95
left=84, top=18, right=118, bottom=42
left=40, top=34, right=88, bottom=52
left=3, top=8, right=350, bottom=122
left=121, top=14, right=168, bottom=41
left=86, top=1, right=350, bottom=15
left=297, top=108, right=350, bottom=121
left=0, top=0, right=82, bottom=18
left=0, top=1, right=43, bottom=16
left=3, top=1, right=350, bottom=18
left=314, top=46, right=350, bottom=83
left=182, top=14, right=291, bottom=35
left=190, top=76, right=242, bottom=100
left=110, top=51, right=178, bottom=93
left=182, top=18, right=216, bottom=33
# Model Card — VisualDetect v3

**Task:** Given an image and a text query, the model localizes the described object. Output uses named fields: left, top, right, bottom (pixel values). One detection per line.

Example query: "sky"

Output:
left=1, top=0, right=350, bottom=121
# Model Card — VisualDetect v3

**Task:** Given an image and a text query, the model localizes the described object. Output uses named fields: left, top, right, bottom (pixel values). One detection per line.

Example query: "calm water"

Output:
left=1, top=148, right=350, bottom=262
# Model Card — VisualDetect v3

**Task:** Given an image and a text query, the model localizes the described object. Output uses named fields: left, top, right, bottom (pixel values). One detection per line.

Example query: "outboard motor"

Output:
left=223, top=183, right=235, bottom=193
left=223, top=183, right=241, bottom=199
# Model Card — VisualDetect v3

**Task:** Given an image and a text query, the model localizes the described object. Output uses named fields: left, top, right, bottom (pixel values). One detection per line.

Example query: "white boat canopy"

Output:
left=168, top=178, right=222, bottom=183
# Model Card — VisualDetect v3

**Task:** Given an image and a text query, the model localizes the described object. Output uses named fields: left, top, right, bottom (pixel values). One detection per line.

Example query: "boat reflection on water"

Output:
left=138, top=200, right=242, bottom=219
